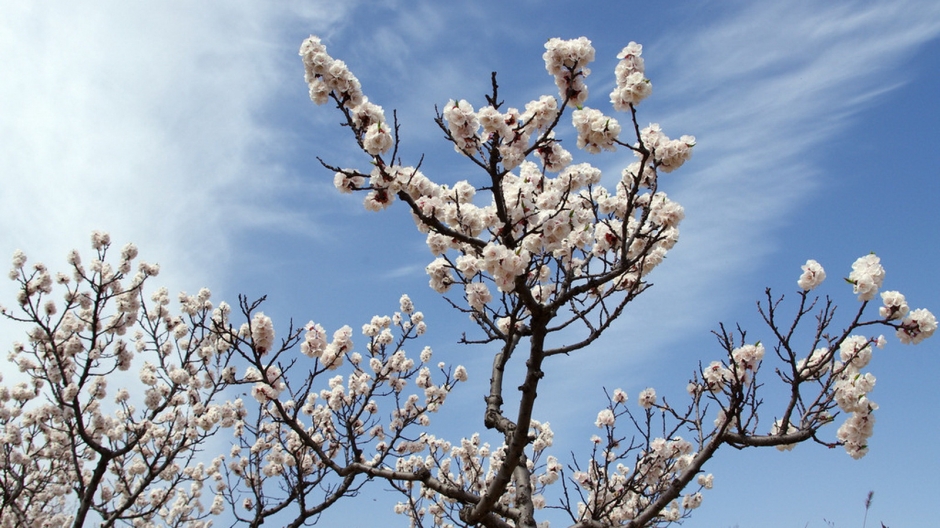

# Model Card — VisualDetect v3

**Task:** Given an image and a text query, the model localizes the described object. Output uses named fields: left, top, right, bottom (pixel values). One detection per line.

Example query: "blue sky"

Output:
left=1, top=1, right=939, bottom=526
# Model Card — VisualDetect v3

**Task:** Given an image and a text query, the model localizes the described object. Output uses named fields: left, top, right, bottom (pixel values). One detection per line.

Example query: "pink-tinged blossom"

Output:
left=572, top=107, right=620, bottom=153
left=333, top=171, right=365, bottom=194
left=522, top=95, right=560, bottom=133
left=697, top=473, right=714, bottom=489
left=837, top=410, right=875, bottom=459
left=595, top=408, right=615, bottom=428
left=11, top=249, right=27, bottom=270
left=363, top=189, right=393, bottom=211
left=251, top=312, right=275, bottom=355
left=139, top=362, right=157, bottom=386
left=308, top=78, right=330, bottom=104
left=610, top=71, right=652, bottom=110
left=879, top=290, right=909, bottom=320
left=839, top=335, right=872, bottom=369
left=615, top=42, right=644, bottom=75
left=648, top=192, right=684, bottom=229
left=639, top=124, right=695, bottom=173
left=455, top=254, right=483, bottom=279
left=443, top=99, right=481, bottom=153
left=477, top=105, right=511, bottom=138
left=797, top=259, right=826, bottom=290
left=426, top=258, right=454, bottom=293
left=612, top=388, right=628, bottom=403
left=91, top=230, right=111, bottom=250
left=543, top=37, right=595, bottom=76
left=834, top=370, right=877, bottom=414
left=662, top=504, right=681, bottom=521
left=351, top=99, right=386, bottom=130
left=530, top=283, right=555, bottom=304
left=682, top=492, right=703, bottom=510
left=419, top=346, right=433, bottom=363
left=535, top=135, right=573, bottom=172
left=731, top=343, right=764, bottom=374
left=299, top=36, right=363, bottom=108
left=301, top=321, right=327, bottom=358
left=543, top=37, right=594, bottom=106
left=897, top=308, right=938, bottom=345
left=702, top=360, right=731, bottom=391
left=848, top=254, right=885, bottom=301
left=638, top=388, right=656, bottom=409
left=610, top=43, right=650, bottom=110
left=465, top=282, right=492, bottom=311
left=299, top=35, right=329, bottom=78
left=399, top=294, right=414, bottom=314
left=362, top=122, right=393, bottom=155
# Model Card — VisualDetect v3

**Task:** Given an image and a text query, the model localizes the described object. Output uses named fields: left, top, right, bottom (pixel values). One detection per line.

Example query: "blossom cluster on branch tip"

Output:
left=848, top=253, right=885, bottom=301
left=610, top=42, right=652, bottom=110
left=797, top=259, right=826, bottom=290
left=300, top=36, right=392, bottom=155
left=797, top=256, right=936, bottom=345
left=789, top=258, right=932, bottom=458
left=543, top=36, right=595, bottom=106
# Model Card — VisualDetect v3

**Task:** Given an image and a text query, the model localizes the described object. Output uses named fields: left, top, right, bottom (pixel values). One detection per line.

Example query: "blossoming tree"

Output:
left=0, top=35, right=935, bottom=528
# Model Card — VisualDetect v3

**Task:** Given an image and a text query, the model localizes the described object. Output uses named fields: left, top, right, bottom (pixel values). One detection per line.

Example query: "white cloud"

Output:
left=0, top=2, right=356, bottom=293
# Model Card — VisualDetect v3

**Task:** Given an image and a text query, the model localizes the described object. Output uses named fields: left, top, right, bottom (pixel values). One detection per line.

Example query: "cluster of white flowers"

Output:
left=842, top=255, right=936, bottom=346
left=797, top=259, right=826, bottom=290
left=688, top=342, right=764, bottom=397
left=731, top=342, right=765, bottom=383
left=542, top=36, right=595, bottom=106
left=896, top=308, right=937, bottom=344
left=595, top=408, right=615, bottom=428
left=848, top=254, right=885, bottom=301
left=572, top=107, right=621, bottom=153
left=610, top=42, right=651, bottom=110
left=637, top=387, right=657, bottom=410
left=250, top=312, right=275, bottom=355
left=300, top=36, right=392, bottom=156
left=686, top=257, right=937, bottom=461
left=300, top=36, right=362, bottom=107
left=640, top=123, right=696, bottom=173
left=701, top=360, right=732, bottom=392
left=443, top=99, right=481, bottom=153
left=798, top=257, right=936, bottom=457
left=833, top=335, right=879, bottom=459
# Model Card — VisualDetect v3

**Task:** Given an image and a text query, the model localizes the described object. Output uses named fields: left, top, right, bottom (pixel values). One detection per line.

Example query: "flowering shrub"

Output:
left=0, top=34, right=935, bottom=528
left=0, top=236, right=465, bottom=527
